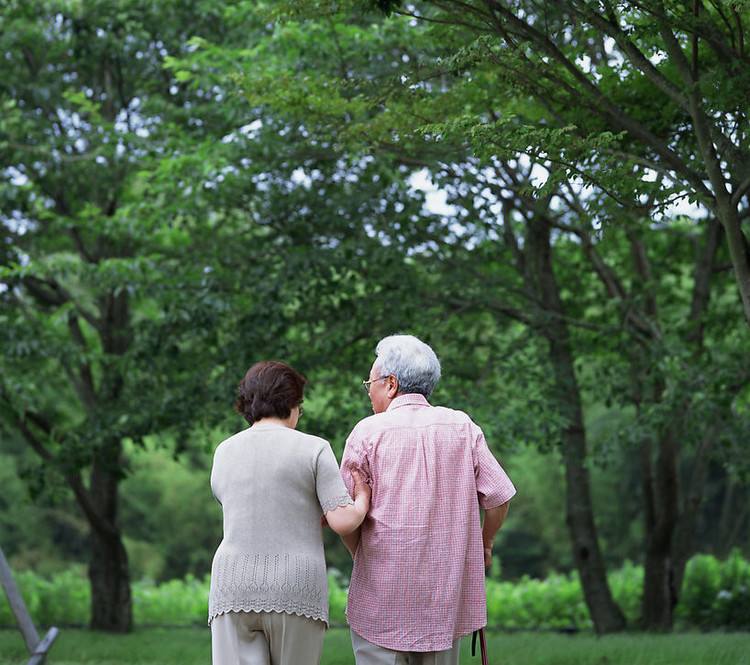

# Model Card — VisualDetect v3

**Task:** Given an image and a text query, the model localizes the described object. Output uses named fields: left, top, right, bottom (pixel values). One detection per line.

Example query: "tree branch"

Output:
left=477, top=0, right=714, bottom=201
left=573, top=0, right=690, bottom=111
left=67, top=313, right=98, bottom=411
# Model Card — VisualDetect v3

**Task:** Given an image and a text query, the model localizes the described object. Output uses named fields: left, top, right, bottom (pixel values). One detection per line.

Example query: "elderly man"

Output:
left=340, top=334, right=516, bottom=665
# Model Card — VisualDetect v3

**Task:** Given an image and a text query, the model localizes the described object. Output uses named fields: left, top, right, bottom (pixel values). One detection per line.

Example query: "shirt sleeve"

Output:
left=340, top=424, right=371, bottom=498
left=316, top=441, right=354, bottom=514
left=472, top=424, right=516, bottom=509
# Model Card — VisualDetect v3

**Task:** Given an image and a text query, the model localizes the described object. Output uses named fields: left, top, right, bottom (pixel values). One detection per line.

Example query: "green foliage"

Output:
left=678, top=550, right=750, bottom=630
left=3, top=0, right=750, bottom=633
left=5, top=554, right=750, bottom=630
left=486, top=573, right=591, bottom=630
left=0, top=567, right=90, bottom=627
left=133, top=576, right=209, bottom=626
left=327, top=569, right=348, bottom=625
left=678, top=553, right=723, bottom=628
left=485, top=563, right=641, bottom=630
left=608, top=561, right=643, bottom=627
left=120, top=441, right=222, bottom=581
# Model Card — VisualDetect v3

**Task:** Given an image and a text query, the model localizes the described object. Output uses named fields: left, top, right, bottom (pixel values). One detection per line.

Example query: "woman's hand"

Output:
left=325, top=467, right=370, bottom=537
left=351, top=468, right=371, bottom=504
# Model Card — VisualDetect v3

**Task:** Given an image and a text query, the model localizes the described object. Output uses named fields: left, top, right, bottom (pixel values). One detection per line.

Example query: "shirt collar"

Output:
left=386, top=393, right=431, bottom=411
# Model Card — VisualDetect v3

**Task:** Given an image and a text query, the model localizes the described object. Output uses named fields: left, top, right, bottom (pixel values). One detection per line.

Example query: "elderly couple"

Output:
left=208, top=335, right=516, bottom=665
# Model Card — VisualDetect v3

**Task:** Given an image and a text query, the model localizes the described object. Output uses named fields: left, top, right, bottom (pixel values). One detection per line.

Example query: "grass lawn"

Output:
left=0, top=627, right=748, bottom=665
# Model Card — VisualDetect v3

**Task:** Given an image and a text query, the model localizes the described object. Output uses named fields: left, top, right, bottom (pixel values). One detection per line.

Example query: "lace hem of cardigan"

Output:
left=207, top=599, right=328, bottom=627
left=320, top=493, right=354, bottom=513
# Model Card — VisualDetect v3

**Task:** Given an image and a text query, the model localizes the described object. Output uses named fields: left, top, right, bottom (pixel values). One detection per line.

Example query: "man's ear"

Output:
left=386, top=376, right=399, bottom=398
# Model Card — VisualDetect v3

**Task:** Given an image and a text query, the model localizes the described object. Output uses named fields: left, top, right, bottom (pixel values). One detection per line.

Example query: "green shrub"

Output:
left=487, top=573, right=592, bottom=630
left=677, top=550, right=750, bottom=630
left=0, top=570, right=40, bottom=626
left=609, top=560, right=643, bottom=625
left=0, top=566, right=89, bottom=627
left=678, top=553, right=722, bottom=628
left=715, top=549, right=750, bottom=629
left=36, top=567, right=90, bottom=626
left=3, top=553, right=750, bottom=629
left=133, top=574, right=209, bottom=625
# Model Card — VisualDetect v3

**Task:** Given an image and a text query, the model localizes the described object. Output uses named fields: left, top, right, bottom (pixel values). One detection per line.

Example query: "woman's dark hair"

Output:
left=235, top=361, right=307, bottom=424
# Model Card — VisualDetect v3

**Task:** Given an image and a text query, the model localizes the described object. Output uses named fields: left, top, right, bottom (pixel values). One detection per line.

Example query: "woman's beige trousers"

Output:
left=211, top=610, right=325, bottom=665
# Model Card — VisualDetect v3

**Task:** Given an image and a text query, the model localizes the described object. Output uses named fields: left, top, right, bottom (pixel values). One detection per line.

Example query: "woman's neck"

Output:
left=251, top=416, right=295, bottom=429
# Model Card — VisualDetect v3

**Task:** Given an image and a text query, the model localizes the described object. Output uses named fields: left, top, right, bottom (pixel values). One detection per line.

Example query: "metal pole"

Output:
left=0, top=546, right=40, bottom=653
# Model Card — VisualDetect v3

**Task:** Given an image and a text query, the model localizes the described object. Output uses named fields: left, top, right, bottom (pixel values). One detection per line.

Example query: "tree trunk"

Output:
left=672, top=430, right=715, bottom=597
left=89, top=526, right=132, bottom=632
left=555, top=340, right=626, bottom=633
left=642, top=539, right=674, bottom=630
left=629, top=219, right=720, bottom=631
left=718, top=203, right=750, bottom=327
left=718, top=482, right=749, bottom=558
left=716, top=477, right=746, bottom=558
left=641, top=427, right=680, bottom=631
left=526, top=215, right=626, bottom=633
left=87, top=441, right=132, bottom=632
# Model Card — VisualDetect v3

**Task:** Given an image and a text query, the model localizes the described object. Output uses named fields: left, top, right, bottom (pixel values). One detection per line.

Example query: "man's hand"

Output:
left=483, top=546, right=493, bottom=570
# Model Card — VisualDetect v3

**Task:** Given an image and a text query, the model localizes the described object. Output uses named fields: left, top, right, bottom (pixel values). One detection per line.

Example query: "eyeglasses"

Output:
left=362, top=376, right=390, bottom=394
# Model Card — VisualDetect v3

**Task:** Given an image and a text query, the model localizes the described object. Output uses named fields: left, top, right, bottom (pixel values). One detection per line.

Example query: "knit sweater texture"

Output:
left=208, top=424, right=353, bottom=625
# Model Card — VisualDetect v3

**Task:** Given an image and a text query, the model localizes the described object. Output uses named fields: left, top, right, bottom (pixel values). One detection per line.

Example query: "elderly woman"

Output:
left=209, top=360, right=369, bottom=665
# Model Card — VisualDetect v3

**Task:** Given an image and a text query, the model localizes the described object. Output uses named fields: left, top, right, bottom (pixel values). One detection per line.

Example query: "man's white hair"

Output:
left=374, top=334, right=441, bottom=397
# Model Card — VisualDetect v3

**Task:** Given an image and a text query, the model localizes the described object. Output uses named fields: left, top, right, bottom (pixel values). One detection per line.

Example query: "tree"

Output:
left=178, top=3, right=625, bottom=632
left=1, top=1, right=443, bottom=629
left=436, top=161, right=749, bottom=630
left=184, top=0, right=750, bottom=630
left=0, top=0, right=289, bottom=631
left=369, top=0, right=750, bottom=325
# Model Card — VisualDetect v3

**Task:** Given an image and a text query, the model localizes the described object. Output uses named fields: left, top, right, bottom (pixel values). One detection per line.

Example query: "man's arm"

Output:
left=472, top=423, right=516, bottom=568
left=482, top=501, right=510, bottom=569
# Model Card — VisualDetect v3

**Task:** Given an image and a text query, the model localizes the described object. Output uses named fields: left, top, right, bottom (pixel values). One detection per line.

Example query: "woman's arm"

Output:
left=325, top=469, right=370, bottom=536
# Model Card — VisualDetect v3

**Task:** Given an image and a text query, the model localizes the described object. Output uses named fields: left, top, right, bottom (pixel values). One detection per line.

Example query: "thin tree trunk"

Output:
left=641, top=426, right=680, bottom=631
left=627, top=220, right=721, bottom=631
left=631, top=368, right=674, bottom=631
left=554, top=336, right=626, bottom=633
left=526, top=215, right=626, bottom=633
left=717, top=477, right=737, bottom=558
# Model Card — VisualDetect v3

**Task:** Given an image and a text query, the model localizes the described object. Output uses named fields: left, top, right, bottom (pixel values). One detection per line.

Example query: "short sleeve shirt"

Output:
left=208, top=424, right=353, bottom=625
left=340, top=394, right=516, bottom=651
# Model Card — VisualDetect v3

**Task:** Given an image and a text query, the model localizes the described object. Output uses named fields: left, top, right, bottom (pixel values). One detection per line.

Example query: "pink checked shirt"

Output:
left=340, top=393, right=516, bottom=652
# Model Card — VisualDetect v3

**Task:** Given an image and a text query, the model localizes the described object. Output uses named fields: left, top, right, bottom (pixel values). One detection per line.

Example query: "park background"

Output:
left=1, top=0, right=750, bottom=663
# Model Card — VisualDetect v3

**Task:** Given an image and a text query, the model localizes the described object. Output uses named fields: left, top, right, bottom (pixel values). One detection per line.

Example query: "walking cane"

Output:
left=472, top=542, right=491, bottom=665
left=471, top=628, right=488, bottom=665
